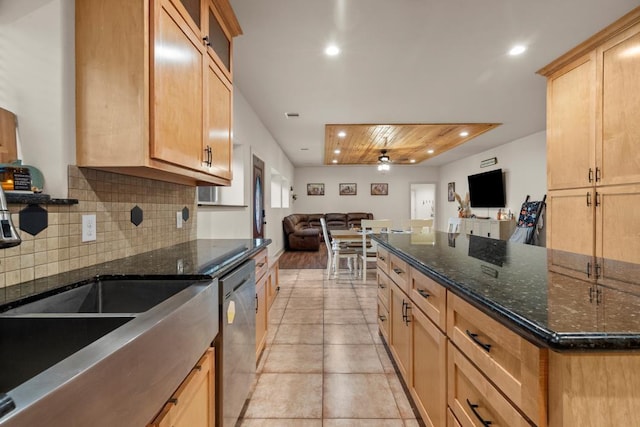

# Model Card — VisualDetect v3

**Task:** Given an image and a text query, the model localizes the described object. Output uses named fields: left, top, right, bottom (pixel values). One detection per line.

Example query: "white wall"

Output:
left=437, top=131, right=547, bottom=242
left=293, top=165, right=439, bottom=229
left=0, top=0, right=74, bottom=198
left=197, top=89, right=295, bottom=258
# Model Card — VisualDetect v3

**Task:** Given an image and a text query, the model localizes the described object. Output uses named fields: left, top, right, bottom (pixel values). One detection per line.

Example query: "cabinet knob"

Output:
left=203, top=35, right=211, bottom=46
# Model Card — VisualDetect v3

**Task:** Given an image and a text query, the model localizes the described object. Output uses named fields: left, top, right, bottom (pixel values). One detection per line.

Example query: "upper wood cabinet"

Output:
left=76, top=0, right=241, bottom=186
left=539, top=8, right=640, bottom=191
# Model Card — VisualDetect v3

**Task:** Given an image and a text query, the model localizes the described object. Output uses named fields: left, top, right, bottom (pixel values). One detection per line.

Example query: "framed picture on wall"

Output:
left=307, top=183, right=325, bottom=196
left=448, top=182, right=455, bottom=202
left=339, top=183, right=357, bottom=195
left=370, top=183, right=388, bottom=195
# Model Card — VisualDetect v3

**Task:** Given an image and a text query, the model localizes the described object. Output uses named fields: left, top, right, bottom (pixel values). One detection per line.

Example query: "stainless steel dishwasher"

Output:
left=216, top=260, right=256, bottom=427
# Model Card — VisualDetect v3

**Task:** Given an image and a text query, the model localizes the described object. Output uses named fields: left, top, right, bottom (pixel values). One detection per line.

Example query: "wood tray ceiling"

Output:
left=324, top=123, right=500, bottom=165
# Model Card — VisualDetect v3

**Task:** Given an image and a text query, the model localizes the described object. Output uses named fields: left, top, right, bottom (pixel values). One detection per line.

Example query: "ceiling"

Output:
left=228, top=0, right=639, bottom=167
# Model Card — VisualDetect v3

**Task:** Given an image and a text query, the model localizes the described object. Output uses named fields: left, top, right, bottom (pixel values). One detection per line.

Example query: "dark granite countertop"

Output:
left=374, top=232, right=640, bottom=351
left=0, top=238, right=271, bottom=310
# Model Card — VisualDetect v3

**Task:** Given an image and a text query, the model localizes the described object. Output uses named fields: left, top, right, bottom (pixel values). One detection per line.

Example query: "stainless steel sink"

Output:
left=2, top=279, right=195, bottom=314
left=0, top=316, right=133, bottom=394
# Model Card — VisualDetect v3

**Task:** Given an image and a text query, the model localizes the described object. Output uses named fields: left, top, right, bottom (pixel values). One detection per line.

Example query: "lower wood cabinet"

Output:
left=447, top=408, right=462, bottom=427
left=267, top=262, right=279, bottom=309
left=389, top=280, right=411, bottom=382
left=410, top=304, right=446, bottom=427
left=148, top=348, right=215, bottom=427
left=255, top=271, right=268, bottom=359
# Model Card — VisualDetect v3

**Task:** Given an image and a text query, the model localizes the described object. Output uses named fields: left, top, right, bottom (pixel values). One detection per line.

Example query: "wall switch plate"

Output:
left=82, top=214, right=97, bottom=242
left=176, top=211, right=183, bottom=229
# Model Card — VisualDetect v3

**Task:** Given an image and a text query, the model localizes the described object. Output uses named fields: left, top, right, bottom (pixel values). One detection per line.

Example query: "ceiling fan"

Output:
left=378, top=149, right=391, bottom=171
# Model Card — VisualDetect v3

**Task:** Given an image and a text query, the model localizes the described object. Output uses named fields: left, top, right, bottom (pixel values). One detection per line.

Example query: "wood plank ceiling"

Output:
left=324, top=123, right=501, bottom=165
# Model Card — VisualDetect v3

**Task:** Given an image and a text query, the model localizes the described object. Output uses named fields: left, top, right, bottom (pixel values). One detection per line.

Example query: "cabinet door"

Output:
left=152, top=0, right=205, bottom=171
left=390, top=281, right=411, bottom=382
left=598, top=25, right=640, bottom=187
left=547, top=189, right=596, bottom=278
left=410, top=306, right=446, bottom=427
left=546, top=53, right=596, bottom=190
left=255, top=273, right=268, bottom=359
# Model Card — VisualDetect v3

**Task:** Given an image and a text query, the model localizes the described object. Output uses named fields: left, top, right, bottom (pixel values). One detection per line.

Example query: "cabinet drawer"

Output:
left=447, top=408, right=462, bottom=427
left=389, top=253, right=409, bottom=294
left=448, top=343, right=531, bottom=427
left=447, top=293, right=547, bottom=426
left=377, top=246, right=390, bottom=274
left=377, top=298, right=390, bottom=342
left=377, top=268, right=391, bottom=310
left=409, top=267, right=446, bottom=330
left=252, top=249, right=268, bottom=281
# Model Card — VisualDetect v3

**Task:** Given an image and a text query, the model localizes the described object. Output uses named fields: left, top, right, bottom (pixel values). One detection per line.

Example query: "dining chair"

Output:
left=403, top=218, right=434, bottom=233
left=320, top=217, right=357, bottom=278
left=358, top=219, right=393, bottom=281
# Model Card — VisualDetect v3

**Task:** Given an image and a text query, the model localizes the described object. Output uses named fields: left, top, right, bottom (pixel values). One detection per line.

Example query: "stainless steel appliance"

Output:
left=216, top=260, right=256, bottom=427
left=0, top=187, right=20, bottom=248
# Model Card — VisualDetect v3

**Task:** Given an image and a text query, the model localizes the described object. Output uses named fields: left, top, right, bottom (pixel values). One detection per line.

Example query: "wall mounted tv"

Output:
left=467, top=168, right=506, bottom=208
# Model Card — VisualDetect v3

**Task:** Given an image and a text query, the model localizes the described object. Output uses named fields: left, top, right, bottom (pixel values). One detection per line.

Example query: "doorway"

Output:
left=410, top=183, right=436, bottom=222
left=252, top=155, right=265, bottom=238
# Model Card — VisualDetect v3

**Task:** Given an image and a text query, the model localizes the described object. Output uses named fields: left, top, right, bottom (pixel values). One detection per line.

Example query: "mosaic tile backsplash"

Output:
left=0, top=166, right=197, bottom=288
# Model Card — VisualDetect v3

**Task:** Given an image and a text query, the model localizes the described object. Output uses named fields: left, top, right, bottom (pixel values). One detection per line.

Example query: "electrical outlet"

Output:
left=176, top=211, right=183, bottom=229
left=82, top=214, right=97, bottom=242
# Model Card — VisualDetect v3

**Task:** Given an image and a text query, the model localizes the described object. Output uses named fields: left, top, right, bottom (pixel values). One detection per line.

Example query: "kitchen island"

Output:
left=0, top=238, right=270, bottom=427
left=373, top=231, right=640, bottom=427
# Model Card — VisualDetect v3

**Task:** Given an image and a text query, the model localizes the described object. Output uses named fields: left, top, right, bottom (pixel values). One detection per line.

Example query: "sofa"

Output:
left=282, top=212, right=374, bottom=251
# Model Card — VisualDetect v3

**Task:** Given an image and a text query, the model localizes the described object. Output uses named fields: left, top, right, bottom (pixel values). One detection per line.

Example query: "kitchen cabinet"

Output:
left=267, top=261, right=280, bottom=309
left=148, top=348, right=215, bottom=427
left=75, top=0, right=241, bottom=186
left=389, top=280, right=411, bottom=382
left=541, top=9, right=640, bottom=283
left=252, top=248, right=269, bottom=359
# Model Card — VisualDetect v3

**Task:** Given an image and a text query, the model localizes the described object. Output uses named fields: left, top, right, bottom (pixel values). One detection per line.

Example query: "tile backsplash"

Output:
left=0, top=166, right=197, bottom=288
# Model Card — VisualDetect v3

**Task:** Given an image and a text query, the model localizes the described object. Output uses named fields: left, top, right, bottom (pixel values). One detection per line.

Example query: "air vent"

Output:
left=285, top=112, right=300, bottom=118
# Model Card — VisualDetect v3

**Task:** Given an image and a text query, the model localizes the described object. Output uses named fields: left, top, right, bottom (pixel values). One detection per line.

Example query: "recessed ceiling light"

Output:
left=459, top=131, right=469, bottom=137
left=325, top=45, right=340, bottom=56
left=337, top=131, right=346, bottom=138
left=427, top=149, right=434, bottom=154
left=334, top=149, right=341, bottom=154
left=509, top=45, right=526, bottom=56
left=332, top=159, right=338, bottom=164
left=410, top=159, right=416, bottom=163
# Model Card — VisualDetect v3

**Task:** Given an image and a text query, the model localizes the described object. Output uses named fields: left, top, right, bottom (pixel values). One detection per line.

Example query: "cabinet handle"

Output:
left=596, top=288, right=602, bottom=305
left=257, top=262, right=266, bottom=268
left=194, top=364, right=202, bottom=371
left=402, top=300, right=411, bottom=325
left=378, top=283, right=386, bottom=289
left=393, top=267, right=404, bottom=275
left=589, top=286, right=594, bottom=303
left=255, top=293, right=258, bottom=313
left=378, top=255, right=385, bottom=261
left=586, top=192, right=592, bottom=207
left=595, top=263, right=601, bottom=279
left=588, top=168, right=594, bottom=183
left=466, top=399, right=493, bottom=426
left=378, top=315, right=387, bottom=322
left=595, top=191, right=600, bottom=207
left=417, top=289, right=430, bottom=299
left=168, top=397, right=178, bottom=406
left=595, top=167, right=601, bottom=182
left=203, top=35, right=211, bottom=46
left=208, top=146, right=213, bottom=166
left=587, top=261, right=591, bottom=278
left=465, top=330, right=491, bottom=352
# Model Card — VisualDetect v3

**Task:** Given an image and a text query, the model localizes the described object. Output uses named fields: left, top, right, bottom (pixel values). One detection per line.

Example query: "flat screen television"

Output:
left=467, top=169, right=506, bottom=208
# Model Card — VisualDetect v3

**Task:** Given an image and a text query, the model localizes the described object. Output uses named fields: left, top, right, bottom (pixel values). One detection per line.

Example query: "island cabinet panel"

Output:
left=376, top=245, right=390, bottom=275
left=447, top=409, right=462, bottom=427
left=447, top=293, right=548, bottom=427
left=448, top=343, right=531, bottom=427
left=148, top=348, right=215, bottom=427
left=410, top=303, right=447, bottom=427
left=549, top=351, right=640, bottom=427
left=377, top=268, right=391, bottom=311
left=253, top=248, right=269, bottom=359
left=389, top=280, right=411, bottom=383
left=75, top=0, right=241, bottom=186
left=389, top=253, right=409, bottom=294
left=409, top=267, right=446, bottom=331
left=377, top=297, right=390, bottom=342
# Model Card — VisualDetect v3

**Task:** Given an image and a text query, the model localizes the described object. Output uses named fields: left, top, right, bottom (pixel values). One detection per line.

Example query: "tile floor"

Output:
left=237, top=268, right=424, bottom=427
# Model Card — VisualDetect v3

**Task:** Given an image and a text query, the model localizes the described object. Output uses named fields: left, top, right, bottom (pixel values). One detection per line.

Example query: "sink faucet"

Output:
left=0, top=186, right=21, bottom=248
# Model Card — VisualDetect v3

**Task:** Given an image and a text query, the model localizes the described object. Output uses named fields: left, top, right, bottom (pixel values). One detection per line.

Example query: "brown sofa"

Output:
left=282, top=212, right=373, bottom=251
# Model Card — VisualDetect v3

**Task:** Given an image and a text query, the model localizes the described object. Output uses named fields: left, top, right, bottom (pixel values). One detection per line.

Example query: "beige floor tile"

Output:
left=281, top=308, right=323, bottom=324
left=358, top=297, right=378, bottom=311
left=323, top=420, right=404, bottom=427
left=323, top=373, right=401, bottom=419
left=325, top=296, right=361, bottom=310
left=274, top=323, right=323, bottom=344
left=403, top=420, right=421, bottom=427
left=368, top=323, right=384, bottom=345
left=376, top=345, right=396, bottom=374
left=243, top=373, right=323, bottom=419
left=290, top=287, right=324, bottom=298
left=324, top=345, right=384, bottom=373
left=324, top=324, right=374, bottom=344
left=269, top=308, right=285, bottom=324
left=287, top=297, right=323, bottom=310
left=265, top=325, right=278, bottom=345
left=263, top=344, right=323, bottom=373
left=270, top=298, right=290, bottom=311
left=239, top=420, right=322, bottom=427
left=323, top=309, right=366, bottom=325
left=354, top=287, right=379, bottom=299
left=363, top=308, right=379, bottom=324
left=386, top=374, right=417, bottom=419
left=323, top=288, right=358, bottom=299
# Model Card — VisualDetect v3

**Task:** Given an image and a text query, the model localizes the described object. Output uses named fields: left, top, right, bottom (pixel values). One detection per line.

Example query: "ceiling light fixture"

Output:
left=377, top=149, right=391, bottom=171
left=410, top=159, right=416, bottom=163
left=332, top=159, right=338, bottom=164
left=427, top=149, right=434, bottom=154
left=509, top=45, right=526, bottom=56
left=325, top=45, right=340, bottom=56
left=459, top=131, right=469, bottom=137
left=334, top=149, right=341, bottom=154
left=337, top=131, right=346, bottom=138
